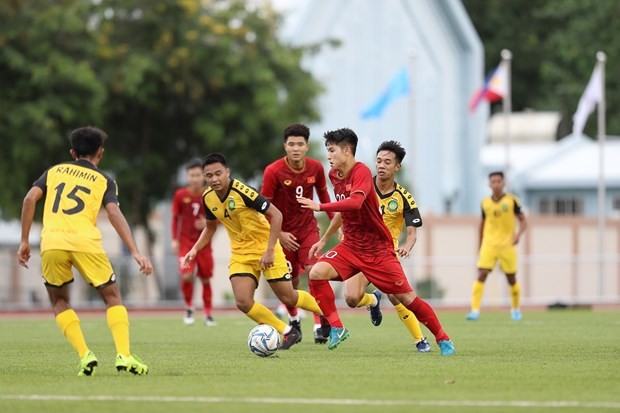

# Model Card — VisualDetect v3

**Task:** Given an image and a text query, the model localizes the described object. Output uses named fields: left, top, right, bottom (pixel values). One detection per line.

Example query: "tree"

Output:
left=0, top=0, right=323, bottom=232
left=0, top=0, right=105, bottom=218
left=463, top=0, right=618, bottom=137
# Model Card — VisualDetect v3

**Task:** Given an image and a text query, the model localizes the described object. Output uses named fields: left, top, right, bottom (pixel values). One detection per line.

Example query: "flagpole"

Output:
left=596, top=51, right=607, bottom=301
left=501, top=49, right=512, bottom=184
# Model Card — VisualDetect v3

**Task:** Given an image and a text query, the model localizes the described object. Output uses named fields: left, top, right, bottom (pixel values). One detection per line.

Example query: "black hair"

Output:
left=186, top=159, right=203, bottom=170
left=69, top=126, right=107, bottom=157
left=202, top=153, right=227, bottom=168
left=376, top=140, right=406, bottom=163
left=489, top=171, right=504, bottom=179
left=323, top=128, right=358, bottom=155
left=283, top=124, right=310, bottom=142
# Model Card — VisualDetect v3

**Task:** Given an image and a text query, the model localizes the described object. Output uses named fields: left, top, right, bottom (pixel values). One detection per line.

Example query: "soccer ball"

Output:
left=247, top=324, right=280, bottom=357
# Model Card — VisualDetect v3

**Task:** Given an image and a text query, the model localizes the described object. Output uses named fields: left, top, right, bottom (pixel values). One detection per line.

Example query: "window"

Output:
left=538, top=196, right=583, bottom=216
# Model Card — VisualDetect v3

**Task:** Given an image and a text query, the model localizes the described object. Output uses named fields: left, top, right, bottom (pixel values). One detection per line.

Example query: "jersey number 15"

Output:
left=51, top=183, right=91, bottom=215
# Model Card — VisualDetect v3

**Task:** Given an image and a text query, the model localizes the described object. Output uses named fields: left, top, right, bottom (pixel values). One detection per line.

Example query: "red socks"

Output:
left=309, top=280, right=343, bottom=328
left=406, top=297, right=450, bottom=342
left=202, top=282, right=212, bottom=316
left=181, top=279, right=194, bottom=308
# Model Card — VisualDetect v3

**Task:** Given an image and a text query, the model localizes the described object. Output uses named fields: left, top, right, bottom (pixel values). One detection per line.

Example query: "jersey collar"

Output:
left=373, top=176, right=397, bottom=199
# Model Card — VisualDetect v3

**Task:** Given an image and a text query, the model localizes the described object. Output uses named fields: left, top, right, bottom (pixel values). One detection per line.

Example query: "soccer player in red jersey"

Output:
left=171, top=160, right=215, bottom=326
left=298, top=128, right=455, bottom=355
left=261, top=124, right=334, bottom=343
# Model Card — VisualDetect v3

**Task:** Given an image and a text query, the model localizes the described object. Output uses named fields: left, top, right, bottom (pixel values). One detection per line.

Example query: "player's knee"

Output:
left=344, top=295, right=359, bottom=308
left=235, top=298, right=254, bottom=313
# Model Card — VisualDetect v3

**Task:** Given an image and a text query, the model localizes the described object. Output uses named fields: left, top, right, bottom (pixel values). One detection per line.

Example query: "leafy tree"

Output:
left=0, top=0, right=105, bottom=218
left=0, top=0, right=323, bottom=235
left=463, top=0, right=618, bottom=137
left=90, top=0, right=322, bottom=231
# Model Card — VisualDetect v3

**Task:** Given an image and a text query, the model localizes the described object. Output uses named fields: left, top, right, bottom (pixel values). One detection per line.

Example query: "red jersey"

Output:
left=261, top=157, right=333, bottom=236
left=328, top=162, right=393, bottom=255
left=171, top=187, right=208, bottom=246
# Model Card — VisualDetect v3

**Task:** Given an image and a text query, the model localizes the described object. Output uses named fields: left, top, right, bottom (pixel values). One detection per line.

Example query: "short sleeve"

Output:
left=102, top=178, right=119, bottom=206
left=33, top=170, right=48, bottom=192
left=349, top=164, right=373, bottom=198
left=261, top=166, right=278, bottom=199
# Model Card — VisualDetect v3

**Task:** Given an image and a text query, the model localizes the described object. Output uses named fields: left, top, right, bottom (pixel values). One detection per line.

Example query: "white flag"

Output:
left=572, top=65, right=602, bottom=136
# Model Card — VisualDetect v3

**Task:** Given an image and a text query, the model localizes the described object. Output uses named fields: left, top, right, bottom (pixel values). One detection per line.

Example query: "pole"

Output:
left=596, top=51, right=607, bottom=301
left=501, top=49, right=512, bottom=185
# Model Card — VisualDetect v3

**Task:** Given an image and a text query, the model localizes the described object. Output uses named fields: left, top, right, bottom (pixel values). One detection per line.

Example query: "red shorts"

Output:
left=283, top=228, right=320, bottom=278
left=317, top=243, right=413, bottom=295
left=178, top=243, right=213, bottom=279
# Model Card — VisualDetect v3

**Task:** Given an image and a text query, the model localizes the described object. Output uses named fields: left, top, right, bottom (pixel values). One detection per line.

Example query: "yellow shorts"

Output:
left=41, top=250, right=115, bottom=288
left=477, top=245, right=517, bottom=274
left=229, top=248, right=290, bottom=286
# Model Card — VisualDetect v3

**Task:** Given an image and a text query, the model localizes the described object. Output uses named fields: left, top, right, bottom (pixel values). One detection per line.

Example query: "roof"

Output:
left=481, top=134, right=620, bottom=190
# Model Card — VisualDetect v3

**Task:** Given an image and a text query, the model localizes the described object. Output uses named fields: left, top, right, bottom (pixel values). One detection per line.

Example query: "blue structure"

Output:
left=280, top=0, right=485, bottom=214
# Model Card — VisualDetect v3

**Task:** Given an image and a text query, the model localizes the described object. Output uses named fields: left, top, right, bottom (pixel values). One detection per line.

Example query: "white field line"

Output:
left=0, top=395, right=619, bottom=409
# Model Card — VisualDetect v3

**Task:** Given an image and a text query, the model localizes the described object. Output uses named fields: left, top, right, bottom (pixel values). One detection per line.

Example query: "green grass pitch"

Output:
left=0, top=309, right=618, bottom=413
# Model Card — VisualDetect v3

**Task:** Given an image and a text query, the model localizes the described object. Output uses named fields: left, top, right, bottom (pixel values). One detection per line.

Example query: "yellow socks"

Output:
left=56, top=309, right=89, bottom=358
left=294, top=290, right=323, bottom=315
left=394, top=303, right=424, bottom=343
left=246, top=302, right=287, bottom=334
left=356, top=293, right=376, bottom=308
left=107, top=305, right=130, bottom=357
left=471, top=280, right=485, bottom=311
left=510, top=282, right=521, bottom=310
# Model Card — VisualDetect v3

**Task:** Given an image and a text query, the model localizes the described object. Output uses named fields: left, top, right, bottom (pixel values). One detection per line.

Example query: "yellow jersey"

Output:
left=33, top=159, right=119, bottom=253
left=203, top=179, right=274, bottom=255
left=480, top=193, right=523, bottom=249
left=375, top=179, right=422, bottom=248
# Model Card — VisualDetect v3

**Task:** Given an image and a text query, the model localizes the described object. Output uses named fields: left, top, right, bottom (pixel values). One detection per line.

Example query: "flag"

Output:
left=360, top=67, right=410, bottom=119
left=573, top=65, right=602, bottom=136
left=469, top=61, right=509, bottom=112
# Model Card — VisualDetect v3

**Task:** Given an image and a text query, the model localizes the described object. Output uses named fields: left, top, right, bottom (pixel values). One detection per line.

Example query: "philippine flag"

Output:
left=469, top=61, right=509, bottom=112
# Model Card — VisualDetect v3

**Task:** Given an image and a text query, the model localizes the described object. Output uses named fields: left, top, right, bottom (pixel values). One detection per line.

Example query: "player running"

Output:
left=182, top=153, right=329, bottom=350
left=467, top=171, right=527, bottom=321
left=343, top=140, right=431, bottom=352
left=17, top=126, right=152, bottom=375
left=172, top=159, right=216, bottom=326
left=299, top=128, right=455, bottom=355
left=261, top=123, right=334, bottom=343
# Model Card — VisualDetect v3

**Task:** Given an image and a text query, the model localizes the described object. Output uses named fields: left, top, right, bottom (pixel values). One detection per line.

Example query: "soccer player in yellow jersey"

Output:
left=343, top=141, right=431, bottom=352
left=182, top=153, right=328, bottom=350
left=466, top=171, right=527, bottom=321
left=17, top=126, right=152, bottom=376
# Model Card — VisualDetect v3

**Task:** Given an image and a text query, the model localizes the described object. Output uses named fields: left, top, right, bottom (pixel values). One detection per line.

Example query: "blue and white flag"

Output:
left=361, top=67, right=410, bottom=119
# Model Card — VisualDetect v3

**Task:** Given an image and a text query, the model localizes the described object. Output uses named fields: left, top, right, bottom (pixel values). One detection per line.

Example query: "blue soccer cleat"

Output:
left=368, top=290, right=383, bottom=326
left=511, top=309, right=522, bottom=321
left=465, top=311, right=480, bottom=321
left=327, top=327, right=350, bottom=350
left=438, top=340, right=455, bottom=356
left=415, top=338, right=431, bottom=353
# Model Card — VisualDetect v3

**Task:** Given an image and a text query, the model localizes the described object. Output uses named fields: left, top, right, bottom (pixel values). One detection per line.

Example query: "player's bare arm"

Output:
left=260, top=203, right=283, bottom=270
left=478, top=216, right=485, bottom=250
left=105, top=202, right=153, bottom=275
left=396, top=226, right=417, bottom=258
left=194, top=216, right=207, bottom=231
left=308, top=213, right=342, bottom=259
left=183, top=219, right=217, bottom=267
left=513, top=213, right=527, bottom=245
left=17, top=186, right=44, bottom=268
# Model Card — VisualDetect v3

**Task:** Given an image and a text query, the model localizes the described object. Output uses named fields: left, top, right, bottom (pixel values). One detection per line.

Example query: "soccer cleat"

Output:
left=327, top=327, right=350, bottom=350
left=289, top=320, right=302, bottom=342
left=415, top=338, right=431, bottom=353
left=511, top=309, right=522, bottom=321
left=465, top=311, right=480, bottom=321
left=116, top=354, right=149, bottom=375
left=204, top=315, right=217, bottom=327
left=319, top=315, right=331, bottom=338
left=368, top=290, right=383, bottom=326
left=314, top=327, right=328, bottom=344
left=438, top=340, right=456, bottom=356
left=183, top=309, right=195, bottom=325
left=278, top=327, right=302, bottom=350
left=77, top=350, right=98, bottom=377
